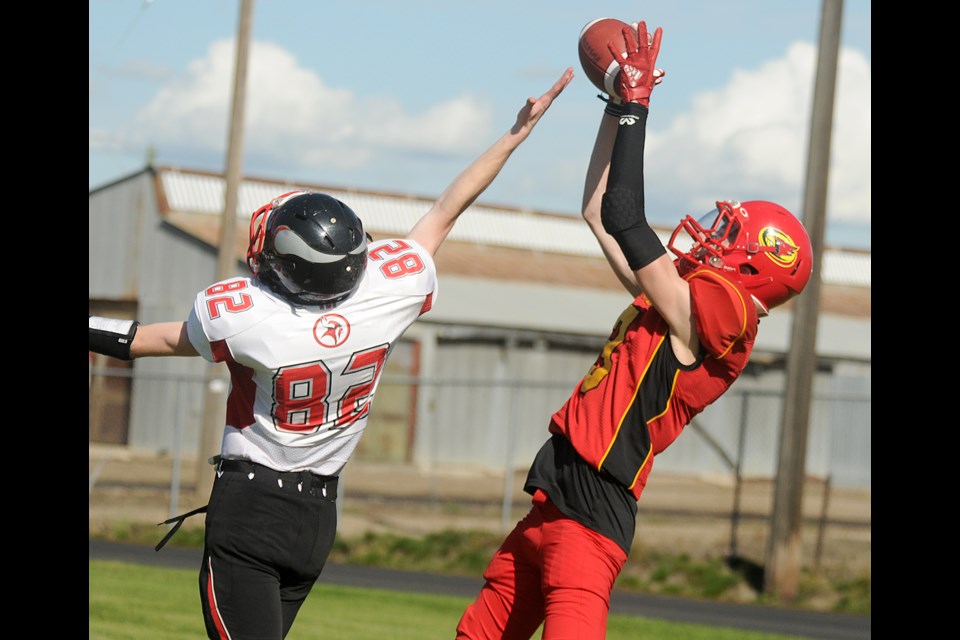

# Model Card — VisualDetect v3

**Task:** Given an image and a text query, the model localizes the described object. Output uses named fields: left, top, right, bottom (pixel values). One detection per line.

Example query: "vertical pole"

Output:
left=501, top=382, right=520, bottom=533
left=500, top=337, right=519, bottom=533
left=813, top=474, right=832, bottom=571
left=170, top=380, right=186, bottom=519
left=765, top=0, right=841, bottom=602
left=195, top=0, right=256, bottom=500
left=728, top=392, right=749, bottom=556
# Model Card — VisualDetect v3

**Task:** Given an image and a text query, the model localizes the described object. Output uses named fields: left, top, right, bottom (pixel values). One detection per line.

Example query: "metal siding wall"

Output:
left=426, top=341, right=598, bottom=470
left=89, top=175, right=151, bottom=299
left=741, top=392, right=785, bottom=477
left=653, top=391, right=749, bottom=478
left=127, top=299, right=216, bottom=451
left=805, top=381, right=835, bottom=479
left=674, top=375, right=829, bottom=481
left=509, top=348, right=593, bottom=467
left=826, top=372, right=871, bottom=487
left=827, top=403, right=870, bottom=487
left=89, top=173, right=871, bottom=488
left=407, top=336, right=873, bottom=487
left=140, top=231, right=219, bottom=305
left=105, top=337, right=871, bottom=488
left=157, top=169, right=872, bottom=286
left=428, top=345, right=503, bottom=466
left=127, top=346, right=211, bottom=453
left=128, top=188, right=221, bottom=453
left=88, top=171, right=217, bottom=455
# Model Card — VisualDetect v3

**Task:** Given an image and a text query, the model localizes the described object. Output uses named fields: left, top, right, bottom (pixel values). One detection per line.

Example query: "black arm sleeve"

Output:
left=607, top=103, right=648, bottom=193
left=600, top=102, right=666, bottom=271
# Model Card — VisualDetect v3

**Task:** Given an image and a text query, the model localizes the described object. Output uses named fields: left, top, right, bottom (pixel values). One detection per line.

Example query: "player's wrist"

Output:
left=622, top=87, right=652, bottom=106
left=597, top=93, right=623, bottom=117
left=620, top=102, right=649, bottom=117
left=89, top=316, right=140, bottom=361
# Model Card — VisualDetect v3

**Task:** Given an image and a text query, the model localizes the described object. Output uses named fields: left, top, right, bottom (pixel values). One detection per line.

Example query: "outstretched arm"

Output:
left=600, top=22, right=698, bottom=362
left=582, top=23, right=666, bottom=298
left=582, top=110, right=641, bottom=297
left=89, top=317, right=198, bottom=360
left=407, top=67, right=574, bottom=256
left=131, top=322, right=198, bottom=358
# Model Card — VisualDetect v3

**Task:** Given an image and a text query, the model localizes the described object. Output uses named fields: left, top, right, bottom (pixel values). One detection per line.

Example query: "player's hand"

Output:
left=607, top=21, right=663, bottom=106
left=510, top=67, right=574, bottom=137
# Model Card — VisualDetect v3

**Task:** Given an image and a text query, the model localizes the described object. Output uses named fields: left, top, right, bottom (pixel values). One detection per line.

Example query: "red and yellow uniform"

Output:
left=549, top=266, right=757, bottom=503
left=457, top=267, right=758, bottom=640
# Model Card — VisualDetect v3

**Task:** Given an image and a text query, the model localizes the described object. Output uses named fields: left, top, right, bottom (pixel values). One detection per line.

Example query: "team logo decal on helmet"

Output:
left=758, top=226, right=801, bottom=269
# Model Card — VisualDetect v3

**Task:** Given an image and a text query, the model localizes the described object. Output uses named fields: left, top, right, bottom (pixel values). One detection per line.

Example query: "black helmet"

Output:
left=247, top=191, right=368, bottom=305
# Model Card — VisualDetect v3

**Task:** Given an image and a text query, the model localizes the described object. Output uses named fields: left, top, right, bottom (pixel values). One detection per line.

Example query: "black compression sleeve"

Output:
left=607, top=103, right=648, bottom=192
left=600, top=103, right=666, bottom=271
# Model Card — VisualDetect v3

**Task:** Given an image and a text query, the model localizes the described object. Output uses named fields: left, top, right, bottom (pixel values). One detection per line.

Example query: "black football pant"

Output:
left=199, top=460, right=338, bottom=639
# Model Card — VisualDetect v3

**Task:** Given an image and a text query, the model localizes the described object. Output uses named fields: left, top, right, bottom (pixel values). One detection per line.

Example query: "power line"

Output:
left=91, top=0, right=156, bottom=81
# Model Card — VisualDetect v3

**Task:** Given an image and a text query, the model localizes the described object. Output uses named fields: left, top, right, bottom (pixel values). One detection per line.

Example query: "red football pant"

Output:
left=456, top=489, right=628, bottom=640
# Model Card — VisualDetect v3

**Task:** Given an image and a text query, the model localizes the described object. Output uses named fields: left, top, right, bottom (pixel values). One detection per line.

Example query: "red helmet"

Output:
left=667, top=200, right=813, bottom=314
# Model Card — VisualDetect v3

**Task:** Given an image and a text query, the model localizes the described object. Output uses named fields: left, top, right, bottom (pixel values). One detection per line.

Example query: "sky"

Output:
left=89, top=0, right=871, bottom=250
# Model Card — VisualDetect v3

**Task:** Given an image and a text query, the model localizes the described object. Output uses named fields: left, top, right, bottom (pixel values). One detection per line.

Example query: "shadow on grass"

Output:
left=725, top=554, right=765, bottom=593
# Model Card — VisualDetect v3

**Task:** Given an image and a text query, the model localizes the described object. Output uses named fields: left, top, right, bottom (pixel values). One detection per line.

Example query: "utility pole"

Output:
left=764, top=0, right=842, bottom=601
left=194, top=0, right=256, bottom=501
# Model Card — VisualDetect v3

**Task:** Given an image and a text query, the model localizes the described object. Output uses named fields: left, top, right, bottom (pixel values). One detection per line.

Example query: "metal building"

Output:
left=89, top=165, right=871, bottom=487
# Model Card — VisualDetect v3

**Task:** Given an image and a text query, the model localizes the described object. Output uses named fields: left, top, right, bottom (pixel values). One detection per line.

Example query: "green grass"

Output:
left=90, top=560, right=811, bottom=640
left=94, top=524, right=870, bottom=616
left=328, top=530, right=870, bottom=615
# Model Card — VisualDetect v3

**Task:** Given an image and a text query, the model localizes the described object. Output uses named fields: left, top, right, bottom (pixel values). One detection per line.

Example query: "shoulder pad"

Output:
left=686, top=269, right=757, bottom=359
left=193, top=277, right=284, bottom=343
left=365, top=238, right=437, bottom=298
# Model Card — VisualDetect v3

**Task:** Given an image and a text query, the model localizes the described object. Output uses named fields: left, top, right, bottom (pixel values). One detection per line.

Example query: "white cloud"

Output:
left=646, top=41, right=870, bottom=225
left=122, top=39, right=493, bottom=172
left=89, top=130, right=122, bottom=152
left=106, top=36, right=869, bottom=233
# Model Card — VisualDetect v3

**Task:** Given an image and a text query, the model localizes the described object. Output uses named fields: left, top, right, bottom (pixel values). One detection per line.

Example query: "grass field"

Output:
left=97, top=524, right=871, bottom=616
left=90, top=560, right=810, bottom=640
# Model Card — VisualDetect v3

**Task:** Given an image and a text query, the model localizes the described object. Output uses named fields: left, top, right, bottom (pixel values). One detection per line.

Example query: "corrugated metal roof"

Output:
left=158, top=166, right=870, bottom=288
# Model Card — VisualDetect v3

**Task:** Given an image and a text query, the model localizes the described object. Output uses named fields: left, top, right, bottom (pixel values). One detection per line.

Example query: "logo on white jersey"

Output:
left=313, top=314, right=350, bottom=348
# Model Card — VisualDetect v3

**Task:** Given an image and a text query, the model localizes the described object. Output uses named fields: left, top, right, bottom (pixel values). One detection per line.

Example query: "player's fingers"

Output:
left=636, top=21, right=649, bottom=47
left=651, top=27, right=663, bottom=56
left=607, top=40, right=623, bottom=62
left=552, top=66, right=574, bottom=93
left=620, top=25, right=639, bottom=53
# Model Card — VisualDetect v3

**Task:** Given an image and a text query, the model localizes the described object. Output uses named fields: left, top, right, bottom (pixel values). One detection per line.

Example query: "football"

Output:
left=578, top=18, right=631, bottom=99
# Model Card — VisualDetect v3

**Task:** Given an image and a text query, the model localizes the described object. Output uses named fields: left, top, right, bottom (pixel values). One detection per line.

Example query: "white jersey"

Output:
left=186, top=238, right=437, bottom=476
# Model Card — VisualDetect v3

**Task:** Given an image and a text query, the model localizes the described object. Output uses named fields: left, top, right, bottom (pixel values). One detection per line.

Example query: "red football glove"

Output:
left=608, top=21, right=663, bottom=106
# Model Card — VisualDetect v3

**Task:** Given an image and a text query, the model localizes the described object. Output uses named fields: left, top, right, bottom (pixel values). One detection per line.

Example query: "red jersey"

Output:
left=548, top=267, right=758, bottom=500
